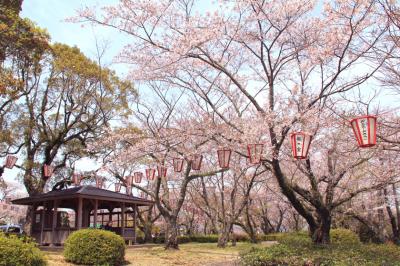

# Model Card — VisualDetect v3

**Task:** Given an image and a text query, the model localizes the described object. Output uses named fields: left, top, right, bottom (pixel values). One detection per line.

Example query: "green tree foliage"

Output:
left=0, top=0, right=49, bottom=146
left=15, top=42, right=135, bottom=196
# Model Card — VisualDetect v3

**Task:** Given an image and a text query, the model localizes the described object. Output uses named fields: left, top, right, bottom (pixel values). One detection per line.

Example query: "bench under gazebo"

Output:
left=12, top=185, right=153, bottom=246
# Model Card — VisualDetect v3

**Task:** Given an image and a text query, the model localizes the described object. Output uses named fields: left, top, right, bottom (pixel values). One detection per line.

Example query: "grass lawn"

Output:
left=44, top=242, right=274, bottom=266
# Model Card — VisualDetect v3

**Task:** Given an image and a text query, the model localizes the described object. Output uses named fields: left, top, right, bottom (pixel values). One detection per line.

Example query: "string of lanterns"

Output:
left=110, top=115, right=378, bottom=193
left=5, top=115, right=375, bottom=195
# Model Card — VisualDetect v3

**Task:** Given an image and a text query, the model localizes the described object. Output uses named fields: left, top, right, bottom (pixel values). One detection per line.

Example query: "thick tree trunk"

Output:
left=217, top=230, right=229, bottom=248
left=24, top=205, right=35, bottom=234
left=143, top=222, right=153, bottom=243
left=165, top=218, right=179, bottom=250
left=311, top=215, right=331, bottom=245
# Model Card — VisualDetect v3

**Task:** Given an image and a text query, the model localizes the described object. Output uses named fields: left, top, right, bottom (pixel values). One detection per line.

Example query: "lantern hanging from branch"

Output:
left=290, top=132, right=312, bottom=159
left=157, top=165, right=168, bottom=179
left=146, top=168, right=156, bottom=180
left=247, top=144, right=264, bottom=164
left=96, top=176, right=104, bottom=188
left=72, top=174, right=81, bottom=186
left=134, top=172, right=143, bottom=183
left=191, top=154, right=203, bottom=170
left=173, top=158, right=184, bottom=172
left=217, top=148, right=232, bottom=169
left=43, top=164, right=54, bottom=177
left=125, top=175, right=133, bottom=186
left=5, top=156, right=17, bottom=169
left=115, top=182, right=122, bottom=193
left=350, top=115, right=377, bottom=148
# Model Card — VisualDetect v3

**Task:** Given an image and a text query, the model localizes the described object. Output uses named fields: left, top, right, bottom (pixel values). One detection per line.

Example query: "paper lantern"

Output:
left=115, top=182, right=122, bottom=192
left=157, top=165, right=168, bottom=178
left=5, top=156, right=17, bottom=169
left=134, top=172, right=143, bottom=183
left=96, top=176, right=104, bottom=188
left=72, top=174, right=81, bottom=186
left=173, top=158, right=184, bottom=172
left=125, top=175, right=133, bottom=186
left=350, top=115, right=377, bottom=148
left=146, top=168, right=156, bottom=180
left=290, top=132, right=312, bottom=159
left=191, top=154, right=203, bottom=170
left=247, top=144, right=263, bottom=164
left=217, top=148, right=231, bottom=168
left=43, top=164, right=54, bottom=177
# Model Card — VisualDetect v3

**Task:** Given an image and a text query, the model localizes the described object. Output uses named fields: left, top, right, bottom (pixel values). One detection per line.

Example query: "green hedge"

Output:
left=0, top=233, right=46, bottom=266
left=153, top=234, right=270, bottom=244
left=240, top=230, right=400, bottom=266
left=64, top=229, right=125, bottom=266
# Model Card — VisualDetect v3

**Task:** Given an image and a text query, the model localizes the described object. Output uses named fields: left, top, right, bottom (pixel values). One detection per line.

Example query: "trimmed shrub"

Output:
left=0, top=232, right=46, bottom=266
left=64, top=229, right=125, bottom=266
left=331, top=228, right=360, bottom=245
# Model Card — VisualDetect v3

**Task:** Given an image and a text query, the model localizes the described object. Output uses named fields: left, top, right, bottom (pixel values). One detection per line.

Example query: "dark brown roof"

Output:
left=12, top=185, right=153, bottom=206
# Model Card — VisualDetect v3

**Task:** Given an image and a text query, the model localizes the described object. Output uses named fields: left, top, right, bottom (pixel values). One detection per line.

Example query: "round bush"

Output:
left=64, top=229, right=125, bottom=266
left=330, top=228, right=360, bottom=245
left=0, top=232, right=46, bottom=266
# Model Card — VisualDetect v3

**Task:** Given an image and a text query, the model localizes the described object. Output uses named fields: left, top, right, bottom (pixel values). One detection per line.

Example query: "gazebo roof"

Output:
left=12, top=185, right=153, bottom=206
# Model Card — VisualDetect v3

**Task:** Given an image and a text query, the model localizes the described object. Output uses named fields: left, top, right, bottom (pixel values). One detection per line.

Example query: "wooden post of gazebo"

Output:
left=30, top=203, right=37, bottom=235
left=40, top=202, right=46, bottom=245
left=93, top=199, right=98, bottom=228
left=77, top=197, right=83, bottom=229
left=50, top=199, right=59, bottom=246
left=133, top=204, right=137, bottom=244
left=121, top=202, right=125, bottom=238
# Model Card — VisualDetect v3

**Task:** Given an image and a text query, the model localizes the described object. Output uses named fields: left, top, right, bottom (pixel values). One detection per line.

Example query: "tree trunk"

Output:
left=24, top=205, right=35, bottom=234
left=165, top=218, right=179, bottom=250
left=231, top=232, right=237, bottom=247
left=311, top=215, right=331, bottom=245
left=384, top=187, right=400, bottom=244
left=143, top=222, right=153, bottom=243
left=217, top=229, right=229, bottom=248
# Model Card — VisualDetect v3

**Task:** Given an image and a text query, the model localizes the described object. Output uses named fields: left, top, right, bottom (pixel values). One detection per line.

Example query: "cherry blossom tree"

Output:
left=75, top=0, right=394, bottom=245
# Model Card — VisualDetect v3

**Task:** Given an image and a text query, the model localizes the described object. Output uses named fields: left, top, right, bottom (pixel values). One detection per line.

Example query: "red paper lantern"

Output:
left=191, top=154, right=203, bottom=170
left=5, top=156, right=17, bottom=169
left=134, top=172, right=143, bottom=183
left=146, top=168, right=156, bottom=180
left=350, top=115, right=377, bottom=148
left=173, top=158, right=184, bottom=172
left=157, top=165, right=168, bottom=178
left=247, top=144, right=263, bottom=164
left=125, top=175, right=133, bottom=186
left=217, top=148, right=231, bottom=168
left=290, top=132, right=312, bottom=159
left=43, top=164, right=54, bottom=177
left=96, top=176, right=104, bottom=188
left=72, top=174, right=81, bottom=186
left=115, top=182, right=122, bottom=192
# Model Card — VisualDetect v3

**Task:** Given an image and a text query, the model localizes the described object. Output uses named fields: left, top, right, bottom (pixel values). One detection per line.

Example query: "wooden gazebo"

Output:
left=12, top=185, right=153, bottom=246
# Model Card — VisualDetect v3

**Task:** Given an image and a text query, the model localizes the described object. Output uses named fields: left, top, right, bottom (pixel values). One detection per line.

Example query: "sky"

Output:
left=21, top=0, right=127, bottom=73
